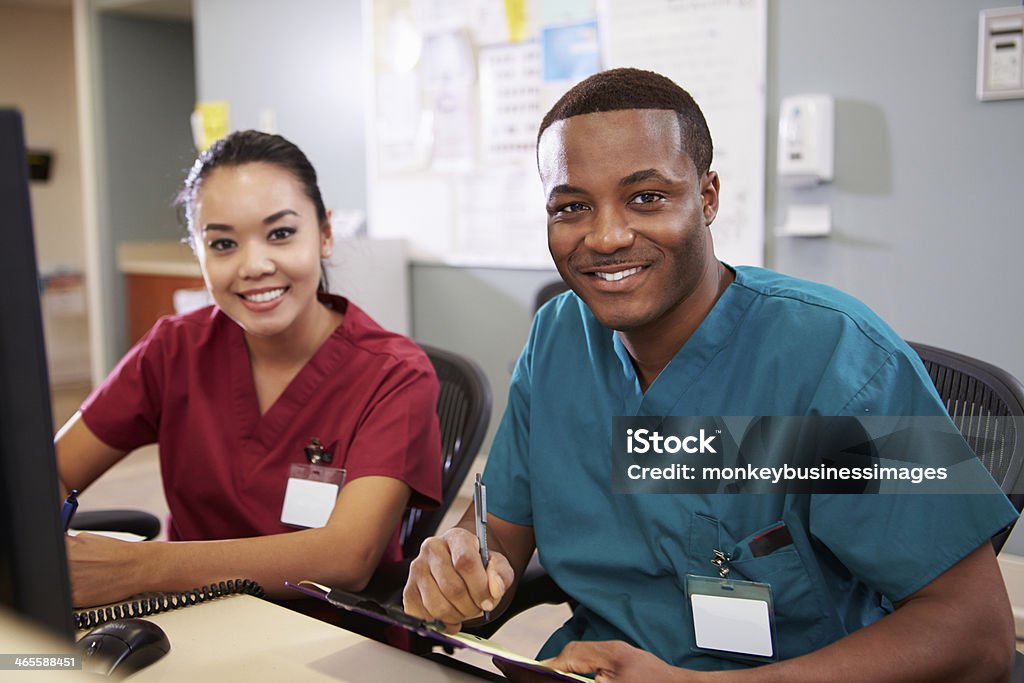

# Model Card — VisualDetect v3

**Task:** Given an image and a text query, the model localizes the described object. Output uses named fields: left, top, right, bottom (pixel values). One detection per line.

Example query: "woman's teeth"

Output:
left=244, top=288, right=285, bottom=303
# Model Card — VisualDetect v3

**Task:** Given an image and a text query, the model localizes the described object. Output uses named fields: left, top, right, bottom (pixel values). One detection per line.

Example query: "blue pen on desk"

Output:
left=473, top=473, right=490, bottom=620
left=61, top=489, right=79, bottom=532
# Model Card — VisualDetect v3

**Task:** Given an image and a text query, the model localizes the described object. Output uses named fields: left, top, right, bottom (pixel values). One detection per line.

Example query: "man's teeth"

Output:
left=595, top=267, right=642, bottom=282
left=245, top=288, right=285, bottom=303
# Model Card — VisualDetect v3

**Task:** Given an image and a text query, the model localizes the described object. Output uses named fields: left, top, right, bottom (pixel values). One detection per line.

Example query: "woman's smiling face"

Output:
left=192, top=162, right=331, bottom=340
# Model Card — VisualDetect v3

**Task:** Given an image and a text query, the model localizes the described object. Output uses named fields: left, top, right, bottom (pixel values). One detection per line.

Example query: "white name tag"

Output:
left=687, top=573, right=776, bottom=662
left=691, top=593, right=773, bottom=657
left=280, top=463, right=346, bottom=528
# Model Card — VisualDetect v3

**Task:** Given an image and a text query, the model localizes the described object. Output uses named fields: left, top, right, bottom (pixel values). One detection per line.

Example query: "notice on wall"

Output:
left=367, top=0, right=766, bottom=267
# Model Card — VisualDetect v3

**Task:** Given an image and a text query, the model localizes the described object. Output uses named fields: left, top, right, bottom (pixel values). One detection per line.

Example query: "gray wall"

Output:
left=98, top=13, right=196, bottom=363
left=770, top=0, right=1024, bottom=383
left=411, top=265, right=559, bottom=453
left=413, top=0, right=1024, bottom=457
left=192, top=0, right=366, bottom=216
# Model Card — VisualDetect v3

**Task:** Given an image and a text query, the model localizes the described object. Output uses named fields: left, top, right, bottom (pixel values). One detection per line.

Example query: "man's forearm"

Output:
left=708, top=598, right=1011, bottom=682
left=709, top=545, right=1013, bottom=683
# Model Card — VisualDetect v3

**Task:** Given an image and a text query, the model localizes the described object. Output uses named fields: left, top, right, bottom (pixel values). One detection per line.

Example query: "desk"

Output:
left=122, top=595, right=490, bottom=682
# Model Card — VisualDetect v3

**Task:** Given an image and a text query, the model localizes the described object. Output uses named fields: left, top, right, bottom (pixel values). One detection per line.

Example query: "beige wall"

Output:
left=0, top=5, right=85, bottom=274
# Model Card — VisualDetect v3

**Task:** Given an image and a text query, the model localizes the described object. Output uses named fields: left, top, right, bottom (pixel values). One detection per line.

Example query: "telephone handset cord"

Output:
left=73, top=578, right=265, bottom=630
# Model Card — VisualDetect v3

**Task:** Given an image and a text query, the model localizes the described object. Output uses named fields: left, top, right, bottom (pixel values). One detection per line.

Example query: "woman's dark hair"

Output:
left=538, top=67, right=714, bottom=176
left=176, top=130, right=331, bottom=292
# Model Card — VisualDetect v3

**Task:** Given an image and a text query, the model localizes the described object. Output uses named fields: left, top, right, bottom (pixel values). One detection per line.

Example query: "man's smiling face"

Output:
left=539, top=108, right=719, bottom=334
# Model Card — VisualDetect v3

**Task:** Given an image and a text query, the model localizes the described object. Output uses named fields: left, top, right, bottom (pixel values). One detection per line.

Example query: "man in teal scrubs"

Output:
left=404, top=68, right=1018, bottom=681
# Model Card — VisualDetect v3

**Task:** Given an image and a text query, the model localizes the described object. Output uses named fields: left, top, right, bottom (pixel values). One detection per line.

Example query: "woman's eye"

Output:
left=208, top=239, right=235, bottom=251
left=268, top=227, right=297, bottom=241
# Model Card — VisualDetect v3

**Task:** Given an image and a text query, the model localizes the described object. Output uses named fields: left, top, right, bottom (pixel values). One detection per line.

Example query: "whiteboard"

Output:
left=597, top=0, right=767, bottom=268
left=365, top=0, right=766, bottom=268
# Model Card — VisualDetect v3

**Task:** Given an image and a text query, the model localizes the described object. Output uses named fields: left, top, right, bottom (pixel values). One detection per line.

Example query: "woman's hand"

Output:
left=65, top=532, right=153, bottom=608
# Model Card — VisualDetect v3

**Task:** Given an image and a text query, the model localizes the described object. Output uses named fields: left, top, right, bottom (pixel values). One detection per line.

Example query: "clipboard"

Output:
left=286, top=581, right=590, bottom=682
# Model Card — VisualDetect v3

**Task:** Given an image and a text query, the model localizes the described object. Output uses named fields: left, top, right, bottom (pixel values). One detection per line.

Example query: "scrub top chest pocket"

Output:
left=726, top=520, right=839, bottom=661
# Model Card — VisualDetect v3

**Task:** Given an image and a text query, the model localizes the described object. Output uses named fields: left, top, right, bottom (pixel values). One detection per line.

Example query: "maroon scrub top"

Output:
left=80, top=295, right=442, bottom=563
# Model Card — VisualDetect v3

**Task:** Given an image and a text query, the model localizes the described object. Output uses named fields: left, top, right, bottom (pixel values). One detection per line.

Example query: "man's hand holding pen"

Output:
left=403, top=526, right=514, bottom=633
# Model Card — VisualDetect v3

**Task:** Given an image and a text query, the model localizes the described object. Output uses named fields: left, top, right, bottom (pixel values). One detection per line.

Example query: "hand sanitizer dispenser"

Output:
left=777, top=95, right=834, bottom=187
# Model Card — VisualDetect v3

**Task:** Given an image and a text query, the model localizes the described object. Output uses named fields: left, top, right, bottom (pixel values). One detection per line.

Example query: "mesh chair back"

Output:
left=399, top=344, right=492, bottom=559
left=534, top=280, right=570, bottom=314
left=908, top=342, right=1024, bottom=551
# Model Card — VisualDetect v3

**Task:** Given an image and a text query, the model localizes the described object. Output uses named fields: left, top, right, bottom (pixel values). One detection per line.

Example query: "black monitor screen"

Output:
left=0, top=108, right=75, bottom=639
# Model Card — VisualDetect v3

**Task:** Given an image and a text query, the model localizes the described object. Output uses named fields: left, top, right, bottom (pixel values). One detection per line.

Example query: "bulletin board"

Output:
left=365, top=0, right=766, bottom=268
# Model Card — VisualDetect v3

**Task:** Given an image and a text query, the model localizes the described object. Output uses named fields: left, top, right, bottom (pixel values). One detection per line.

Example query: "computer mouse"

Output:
left=75, top=618, right=170, bottom=677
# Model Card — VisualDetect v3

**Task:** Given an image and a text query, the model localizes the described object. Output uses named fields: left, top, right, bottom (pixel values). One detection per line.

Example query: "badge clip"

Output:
left=304, top=437, right=333, bottom=464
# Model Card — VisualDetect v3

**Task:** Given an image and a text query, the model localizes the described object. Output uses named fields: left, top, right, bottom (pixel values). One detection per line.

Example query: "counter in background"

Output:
left=117, top=238, right=411, bottom=343
left=118, top=242, right=204, bottom=346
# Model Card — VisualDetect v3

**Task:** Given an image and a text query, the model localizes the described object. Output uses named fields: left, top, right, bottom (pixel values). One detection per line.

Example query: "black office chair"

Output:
left=534, top=279, right=569, bottom=314
left=907, top=342, right=1024, bottom=552
left=400, top=343, right=492, bottom=559
left=74, top=343, right=492, bottom=587
left=470, top=342, right=1024, bottom=641
left=350, top=344, right=493, bottom=605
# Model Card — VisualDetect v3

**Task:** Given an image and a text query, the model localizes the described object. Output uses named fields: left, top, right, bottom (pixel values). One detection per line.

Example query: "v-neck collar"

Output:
left=611, top=268, right=756, bottom=418
left=228, top=304, right=352, bottom=448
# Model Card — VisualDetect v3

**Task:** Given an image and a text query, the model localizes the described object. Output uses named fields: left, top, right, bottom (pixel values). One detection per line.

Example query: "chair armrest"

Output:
left=72, top=509, right=162, bottom=540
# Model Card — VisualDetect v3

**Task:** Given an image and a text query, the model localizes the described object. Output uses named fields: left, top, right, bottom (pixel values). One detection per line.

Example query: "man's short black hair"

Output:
left=538, top=67, right=713, bottom=176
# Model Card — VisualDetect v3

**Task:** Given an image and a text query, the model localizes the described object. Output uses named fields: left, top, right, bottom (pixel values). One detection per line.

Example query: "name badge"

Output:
left=687, top=572, right=777, bottom=663
left=280, top=463, right=345, bottom=528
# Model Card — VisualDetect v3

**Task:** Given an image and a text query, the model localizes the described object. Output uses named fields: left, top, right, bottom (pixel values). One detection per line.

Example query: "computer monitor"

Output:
left=0, top=108, right=75, bottom=640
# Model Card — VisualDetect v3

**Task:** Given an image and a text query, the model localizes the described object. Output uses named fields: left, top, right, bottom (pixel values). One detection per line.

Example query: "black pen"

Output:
left=473, top=473, right=490, bottom=620
left=61, top=489, right=79, bottom=532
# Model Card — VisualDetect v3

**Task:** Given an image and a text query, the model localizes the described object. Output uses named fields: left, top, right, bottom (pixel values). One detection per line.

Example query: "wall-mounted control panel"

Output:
left=978, top=6, right=1024, bottom=101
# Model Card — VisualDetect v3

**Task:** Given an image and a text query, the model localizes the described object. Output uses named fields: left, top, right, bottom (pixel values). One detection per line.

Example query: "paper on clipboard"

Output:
left=286, top=581, right=590, bottom=682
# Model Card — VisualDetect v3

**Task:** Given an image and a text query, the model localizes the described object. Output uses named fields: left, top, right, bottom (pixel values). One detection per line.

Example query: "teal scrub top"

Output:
left=483, top=266, right=1018, bottom=670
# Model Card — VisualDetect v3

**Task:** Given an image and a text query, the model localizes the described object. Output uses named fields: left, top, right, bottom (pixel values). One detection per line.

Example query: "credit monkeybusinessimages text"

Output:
left=627, top=461, right=948, bottom=485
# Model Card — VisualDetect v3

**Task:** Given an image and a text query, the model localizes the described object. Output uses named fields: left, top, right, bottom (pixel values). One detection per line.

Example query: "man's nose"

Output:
left=584, top=208, right=635, bottom=254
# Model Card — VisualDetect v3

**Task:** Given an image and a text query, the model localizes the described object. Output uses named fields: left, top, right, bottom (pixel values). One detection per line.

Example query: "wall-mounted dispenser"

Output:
left=777, top=94, right=834, bottom=188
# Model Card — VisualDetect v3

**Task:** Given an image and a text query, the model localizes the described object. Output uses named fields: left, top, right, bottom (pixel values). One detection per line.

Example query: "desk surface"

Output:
left=120, top=595, right=490, bottom=682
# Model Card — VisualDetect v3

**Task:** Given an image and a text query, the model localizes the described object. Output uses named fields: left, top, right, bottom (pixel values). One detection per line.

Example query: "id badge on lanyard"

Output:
left=280, top=437, right=346, bottom=528
left=686, top=549, right=778, bottom=663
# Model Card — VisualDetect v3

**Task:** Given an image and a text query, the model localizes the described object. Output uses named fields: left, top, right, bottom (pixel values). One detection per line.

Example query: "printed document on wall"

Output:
left=479, top=42, right=543, bottom=165
left=454, top=168, right=549, bottom=266
left=597, top=0, right=767, bottom=267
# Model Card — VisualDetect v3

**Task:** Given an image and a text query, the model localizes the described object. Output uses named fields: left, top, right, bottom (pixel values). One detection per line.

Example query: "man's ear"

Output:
left=701, top=171, right=720, bottom=227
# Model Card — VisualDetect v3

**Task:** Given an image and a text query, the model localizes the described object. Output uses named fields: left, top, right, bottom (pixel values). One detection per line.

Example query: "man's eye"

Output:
left=208, top=239, right=235, bottom=251
left=630, top=192, right=664, bottom=205
left=269, top=227, right=297, bottom=241
left=557, top=202, right=588, bottom=214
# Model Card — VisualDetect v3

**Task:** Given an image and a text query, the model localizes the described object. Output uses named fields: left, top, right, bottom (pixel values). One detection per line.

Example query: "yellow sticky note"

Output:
left=505, top=0, right=529, bottom=42
left=191, top=101, right=230, bottom=152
